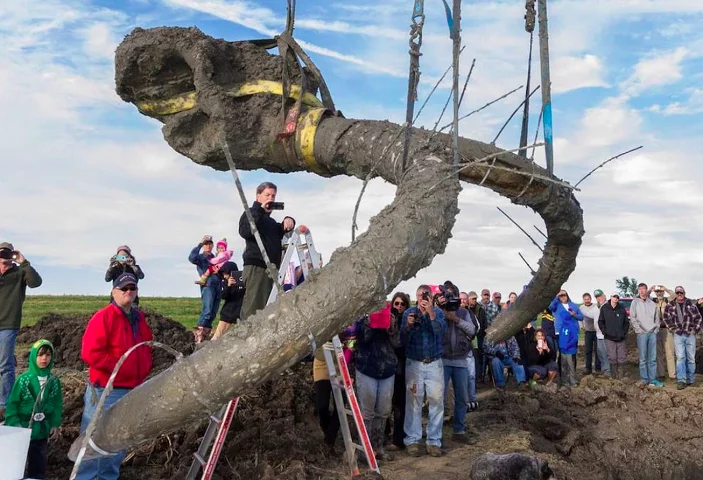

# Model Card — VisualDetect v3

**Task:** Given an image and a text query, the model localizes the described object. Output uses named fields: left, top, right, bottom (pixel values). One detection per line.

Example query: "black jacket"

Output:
left=525, top=336, right=557, bottom=367
left=598, top=302, right=629, bottom=342
left=105, top=260, right=144, bottom=283
left=515, top=327, right=536, bottom=364
left=470, top=303, right=488, bottom=339
left=220, top=265, right=245, bottom=323
left=238, top=202, right=294, bottom=269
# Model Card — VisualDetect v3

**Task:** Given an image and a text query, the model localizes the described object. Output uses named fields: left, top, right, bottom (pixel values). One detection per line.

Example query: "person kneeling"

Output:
left=484, top=336, right=527, bottom=391
left=526, top=329, right=558, bottom=390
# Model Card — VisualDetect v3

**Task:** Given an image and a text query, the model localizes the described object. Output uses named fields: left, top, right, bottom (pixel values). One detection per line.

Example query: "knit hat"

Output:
left=116, top=245, right=131, bottom=255
left=216, top=238, right=228, bottom=249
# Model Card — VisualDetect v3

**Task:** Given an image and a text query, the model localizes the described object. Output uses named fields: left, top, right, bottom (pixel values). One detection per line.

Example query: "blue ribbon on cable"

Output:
left=442, top=0, right=455, bottom=38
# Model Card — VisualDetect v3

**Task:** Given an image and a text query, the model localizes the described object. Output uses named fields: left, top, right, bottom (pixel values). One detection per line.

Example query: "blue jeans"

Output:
left=75, top=387, right=131, bottom=480
left=467, top=355, right=477, bottom=402
left=597, top=339, right=610, bottom=376
left=355, top=370, right=394, bottom=450
left=637, top=332, right=658, bottom=383
left=674, top=333, right=696, bottom=384
left=491, top=356, right=526, bottom=387
left=404, top=359, right=444, bottom=447
left=198, top=285, right=222, bottom=328
left=0, top=329, right=18, bottom=408
left=443, top=364, right=469, bottom=434
left=584, top=331, right=601, bottom=372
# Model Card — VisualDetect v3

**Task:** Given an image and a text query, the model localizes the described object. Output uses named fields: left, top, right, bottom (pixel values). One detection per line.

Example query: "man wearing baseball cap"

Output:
left=592, top=290, right=610, bottom=377
left=662, top=286, right=703, bottom=390
left=597, top=292, right=629, bottom=379
left=0, top=242, right=42, bottom=419
left=76, top=273, right=153, bottom=479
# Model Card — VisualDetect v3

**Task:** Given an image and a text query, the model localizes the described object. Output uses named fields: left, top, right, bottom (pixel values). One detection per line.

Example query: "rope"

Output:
left=518, top=31, right=534, bottom=158
left=401, top=0, right=425, bottom=171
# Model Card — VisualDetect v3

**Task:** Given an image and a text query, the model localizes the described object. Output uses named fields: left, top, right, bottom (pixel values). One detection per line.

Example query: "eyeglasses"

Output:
left=118, top=286, right=138, bottom=292
left=558, top=294, right=567, bottom=297
left=393, top=301, right=407, bottom=307
left=676, top=292, right=685, bottom=295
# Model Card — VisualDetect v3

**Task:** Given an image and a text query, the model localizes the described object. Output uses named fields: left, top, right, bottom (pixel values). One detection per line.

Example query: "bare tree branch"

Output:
left=432, top=59, right=476, bottom=133
left=438, top=84, right=523, bottom=133
left=534, top=225, right=548, bottom=239
left=413, top=46, right=466, bottom=124
left=574, top=146, right=643, bottom=188
left=492, top=85, right=540, bottom=145
left=497, top=206, right=544, bottom=252
left=518, top=252, right=536, bottom=275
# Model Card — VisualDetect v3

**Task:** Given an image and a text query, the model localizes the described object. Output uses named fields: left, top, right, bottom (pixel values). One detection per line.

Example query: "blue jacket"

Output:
left=188, top=245, right=222, bottom=289
left=401, top=307, right=446, bottom=362
left=354, top=315, right=401, bottom=380
left=549, top=297, right=583, bottom=336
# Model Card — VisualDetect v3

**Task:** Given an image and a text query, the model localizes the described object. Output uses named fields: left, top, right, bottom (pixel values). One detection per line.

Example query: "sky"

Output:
left=1, top=0, right=702, bottom=302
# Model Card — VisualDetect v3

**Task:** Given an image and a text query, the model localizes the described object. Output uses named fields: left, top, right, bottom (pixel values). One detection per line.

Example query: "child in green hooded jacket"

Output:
left=5, top=339, right=63, bottom=480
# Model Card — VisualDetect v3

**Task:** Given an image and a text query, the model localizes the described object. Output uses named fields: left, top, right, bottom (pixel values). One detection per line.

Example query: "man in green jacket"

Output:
left=5, top=339, right=63, bottom=479
left=0, top=241, right=42, bottom=415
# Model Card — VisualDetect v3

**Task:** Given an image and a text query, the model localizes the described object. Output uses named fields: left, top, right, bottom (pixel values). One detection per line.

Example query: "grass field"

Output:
left=23, top=295, right=203, bottom=328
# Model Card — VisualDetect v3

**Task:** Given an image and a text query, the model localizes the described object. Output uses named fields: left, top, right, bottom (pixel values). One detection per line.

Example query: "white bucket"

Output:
left=0, top=425, right=31, bottom=480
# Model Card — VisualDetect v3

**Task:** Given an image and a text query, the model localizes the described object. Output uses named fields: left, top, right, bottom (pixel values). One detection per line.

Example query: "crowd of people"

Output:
left=312, top=282, right=703, bottom=462
left=2, top=178, right=703, bottom=475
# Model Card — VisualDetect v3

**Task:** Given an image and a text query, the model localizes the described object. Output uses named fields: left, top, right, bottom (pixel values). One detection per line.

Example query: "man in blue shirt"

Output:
left=401, top=285, right=447, bottom=457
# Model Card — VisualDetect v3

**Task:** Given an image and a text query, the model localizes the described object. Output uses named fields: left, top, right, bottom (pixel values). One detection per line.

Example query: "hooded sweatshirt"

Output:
left=629, top=296, right=659, bottom=334
left=5, top=340, right=63, bottom=440
left=0, top=261, right=43, bottom=330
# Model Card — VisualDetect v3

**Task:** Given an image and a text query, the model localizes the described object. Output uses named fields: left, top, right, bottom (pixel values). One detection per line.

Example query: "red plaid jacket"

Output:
left=663, top=298, right=703, bottom=336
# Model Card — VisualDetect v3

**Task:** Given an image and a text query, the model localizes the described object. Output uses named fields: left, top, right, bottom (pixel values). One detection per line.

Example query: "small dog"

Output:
left=470, top=452, right=556, bottom=480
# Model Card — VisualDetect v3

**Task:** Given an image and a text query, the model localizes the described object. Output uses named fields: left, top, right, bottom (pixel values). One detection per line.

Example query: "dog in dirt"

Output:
left=470, top=452, right=556, bottom=480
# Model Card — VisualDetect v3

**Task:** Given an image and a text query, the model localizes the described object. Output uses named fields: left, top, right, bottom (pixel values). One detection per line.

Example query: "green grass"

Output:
left=23, top=295, right=203, bottom=328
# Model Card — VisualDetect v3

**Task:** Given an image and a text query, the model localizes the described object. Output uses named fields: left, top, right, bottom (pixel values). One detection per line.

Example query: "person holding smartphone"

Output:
left=525, top=329, right=558, bottom=389
left=549, top=290, right=583, bottom=387
left=401, top=285, right=446, bottom=458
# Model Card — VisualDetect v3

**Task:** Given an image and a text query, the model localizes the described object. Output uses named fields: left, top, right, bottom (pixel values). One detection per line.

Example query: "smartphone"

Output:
left=537, top=339, right=544, bottom=349
left=115, top=254, right=128, bottom=262
left=268, top=202, right=285, bottom=210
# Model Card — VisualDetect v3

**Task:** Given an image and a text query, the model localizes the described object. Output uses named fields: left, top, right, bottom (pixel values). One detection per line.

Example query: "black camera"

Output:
left=437, top=284, right=460, bottom=312
left=421, top=291, right=430, bottom=301
left=266, top=202, right=285, bottom=210
left=0, top=249, right=15, bottom=260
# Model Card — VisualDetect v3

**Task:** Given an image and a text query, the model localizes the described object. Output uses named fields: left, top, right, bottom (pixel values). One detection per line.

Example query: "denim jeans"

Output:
left=674, top=333, right=696, bottom=384
left=404, top=359, right=443, bottom=447
left=597, top=339, right=610, bottom=376
left=443, top=365, right=469, bottom=434
left=197, top=284, right=222, bottom=328
left=636, top=332, right=658, bottom=383
left=75, top=387, right=131, bottom=480
left=490, top=356, right=526, bottom=387
left=584, top=331, right=601, bottom=372
left=0, top=329, right=18, bottom=408
left=467, top=354, right=477, bottom=402
left=356, top=370, right=394, bottom=451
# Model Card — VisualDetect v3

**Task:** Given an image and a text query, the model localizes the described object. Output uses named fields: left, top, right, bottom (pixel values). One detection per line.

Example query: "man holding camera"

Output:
left=439, top=283, right=478, bottom=445
left=0, top=242, right=42, bottom=416
left=239, top=182, right=295, bottom=321
left=401, top=285, right=447, bottom=457
left=189, top=236, right=222, bottom=343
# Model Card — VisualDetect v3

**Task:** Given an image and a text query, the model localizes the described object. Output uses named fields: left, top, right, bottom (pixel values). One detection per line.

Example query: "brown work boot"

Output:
left=375, top=450, right=394, bottom=462
left=452, top=432, right=478, bottom=445
left=426, top=445, right=442, bottom=457
left=406, top=443, right=422, bottom=457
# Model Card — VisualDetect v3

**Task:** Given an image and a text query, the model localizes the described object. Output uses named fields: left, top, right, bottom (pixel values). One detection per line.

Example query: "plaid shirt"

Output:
left=663, top=298, right=703, bottom=336
left=483, top=336, right=521, bottom=359
left=401, top=307, right=446, bottom=361
left=482, top=301, right=501, bottom=327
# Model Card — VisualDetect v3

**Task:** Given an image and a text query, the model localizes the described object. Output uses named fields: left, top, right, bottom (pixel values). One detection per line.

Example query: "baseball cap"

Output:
left=113, top=273, right=138, bottom=289
left=610, top=292, right=620, bottom=298
left=481, top=288, right=490, bottom=295
left=493, top=292, right=502, bottom=298
left=468, top=291, right=478, bottom=299
left=0, top=242, right=14, bottom=251
left=593, top=289, right=604, bottom=297
left=675, top=286, right=685, bottom=294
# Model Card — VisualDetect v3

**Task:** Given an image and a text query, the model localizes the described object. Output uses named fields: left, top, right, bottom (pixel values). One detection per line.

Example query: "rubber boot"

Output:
left=195, top=271, right=210, bottom=286
left=619, top=363, right=627, bottom=380
left=373, top=418, right=393, bottom=461
left=611, top=364, right=618, bottom=380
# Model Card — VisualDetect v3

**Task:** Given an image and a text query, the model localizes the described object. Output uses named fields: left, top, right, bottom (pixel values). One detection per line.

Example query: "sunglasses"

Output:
left=676, top=291, right=685, bottom=295
left=118, top=285, right=138, bottom=292
left=393, top=301, right=407, bottom=307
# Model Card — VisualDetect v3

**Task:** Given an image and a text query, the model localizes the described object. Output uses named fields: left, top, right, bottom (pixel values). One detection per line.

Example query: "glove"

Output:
left=495, top=351, right=505, bottom=360
left=513, top=357, right=522, bottom=365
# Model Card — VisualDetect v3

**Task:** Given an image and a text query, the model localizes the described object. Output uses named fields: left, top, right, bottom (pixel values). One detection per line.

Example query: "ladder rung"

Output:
left=209, top=414, right=222, bottom=424
left=193, top=453, right=206, bottom=465
left=352, top=443, right=365, bottom=452
left=343, top=408, right=353, bottom=416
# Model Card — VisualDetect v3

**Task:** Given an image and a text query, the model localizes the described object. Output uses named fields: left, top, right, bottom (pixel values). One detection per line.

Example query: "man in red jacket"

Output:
left=75, top=272, right=153, bottom=480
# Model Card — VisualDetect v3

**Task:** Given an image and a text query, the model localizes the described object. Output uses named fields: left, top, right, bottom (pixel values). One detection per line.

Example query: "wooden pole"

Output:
left=537, top=0, right=554, bottom=174
left=451, top=0, right=462, bottom=171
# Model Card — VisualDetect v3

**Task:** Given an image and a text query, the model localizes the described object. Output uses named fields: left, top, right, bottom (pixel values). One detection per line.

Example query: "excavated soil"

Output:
left=14, top=316, right=703, bottom=479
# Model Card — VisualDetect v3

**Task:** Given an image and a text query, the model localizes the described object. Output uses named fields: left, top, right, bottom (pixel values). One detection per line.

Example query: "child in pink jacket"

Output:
left=195, top=239, right=233, bottom=285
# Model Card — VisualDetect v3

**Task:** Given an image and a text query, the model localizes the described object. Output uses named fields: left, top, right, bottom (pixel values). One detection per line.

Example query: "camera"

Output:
left=437, top=282, right=460, bottom=312
left=115, top=254, right=129, bottom=262
left=266, top=202, right=285, bottom=210
left=0, top=249, right=15, bottom=260
left=421, top=291, right=430, bottom=301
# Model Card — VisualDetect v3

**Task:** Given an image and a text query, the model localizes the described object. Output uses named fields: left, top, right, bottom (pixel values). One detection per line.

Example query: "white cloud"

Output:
left=552, top=55, right=609, bottom=93
left=578, top=96, right=643, bottom=148
left=622, top=47, right=689, bottom=95
left=79, top=22, right=120, bottom=59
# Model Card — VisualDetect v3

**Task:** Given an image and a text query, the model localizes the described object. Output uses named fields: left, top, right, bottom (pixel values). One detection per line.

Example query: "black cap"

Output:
left=113, top=273, right=138, bottom=289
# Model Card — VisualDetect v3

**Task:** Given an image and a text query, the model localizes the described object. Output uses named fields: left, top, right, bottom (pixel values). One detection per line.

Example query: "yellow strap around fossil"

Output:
left=295, top=107, right=327, bottom=173
left=134, top=80, right=323, bottom=116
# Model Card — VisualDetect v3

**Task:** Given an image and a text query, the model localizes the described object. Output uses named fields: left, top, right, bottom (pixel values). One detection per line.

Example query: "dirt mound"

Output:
left=46, top=362, right=340, bottom=480
left=18, top=309, right=194, bottom=373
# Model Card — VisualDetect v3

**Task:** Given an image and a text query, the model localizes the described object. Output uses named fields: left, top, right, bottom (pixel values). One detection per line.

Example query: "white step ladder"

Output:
left=186, top=226, right=322, bottom=480
left=323, top=336, right=380, bottom=476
